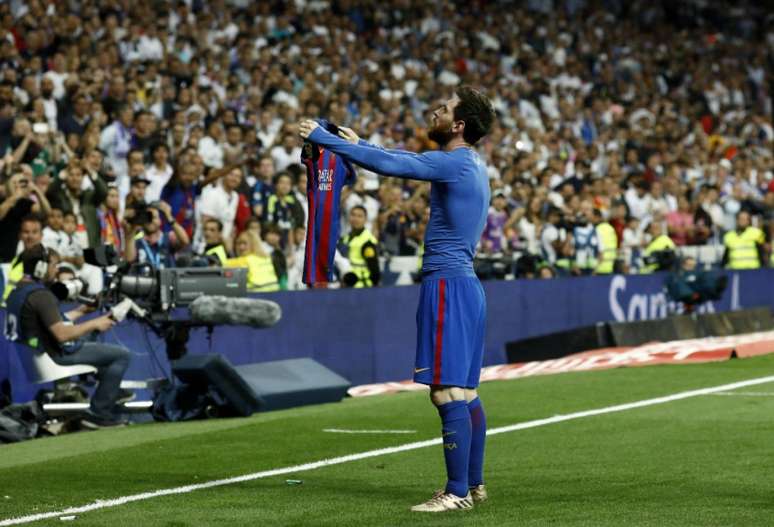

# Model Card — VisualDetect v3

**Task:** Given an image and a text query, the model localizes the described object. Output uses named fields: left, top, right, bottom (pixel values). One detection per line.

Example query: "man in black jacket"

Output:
left=46, top=163, right=108, bottom=249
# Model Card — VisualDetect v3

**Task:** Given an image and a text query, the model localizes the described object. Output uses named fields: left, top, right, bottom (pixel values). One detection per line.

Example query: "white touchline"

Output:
left=2, top=373, right=774, bottom=526
left=323, top=429, right=417, bottom=434
left=709, top=391, right=774, bottom=397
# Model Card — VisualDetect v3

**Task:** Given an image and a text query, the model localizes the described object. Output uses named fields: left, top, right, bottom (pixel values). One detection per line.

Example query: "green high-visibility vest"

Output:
left=344, top=229, right=378, bottom=288
left=641, top=234, right=676, bottom=274
left=595, top=222, right=618, bottom=274
left=723, top=227, right=764, bottom=270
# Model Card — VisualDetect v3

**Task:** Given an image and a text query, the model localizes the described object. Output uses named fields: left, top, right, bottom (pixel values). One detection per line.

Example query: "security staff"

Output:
left=201, top=218, right=229, bottom=266
left=3, top=215, right=45, bottom=303
left=5, top=244, right=129, bottom=428
left=722, top=210, right=764, bottom=270
left=641, top=221, right=676, bottom=274
left=593, top=209, right=618, bottom=274
left=340, top=206, right=380, bottom=288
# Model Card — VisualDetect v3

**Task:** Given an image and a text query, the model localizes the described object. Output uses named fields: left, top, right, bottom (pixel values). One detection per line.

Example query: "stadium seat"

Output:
left=13, top=342, right=96, bottom=384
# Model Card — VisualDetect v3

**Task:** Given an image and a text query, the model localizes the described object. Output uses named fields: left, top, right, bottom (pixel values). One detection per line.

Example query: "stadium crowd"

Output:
left=0, top=0, right=772, bottom=292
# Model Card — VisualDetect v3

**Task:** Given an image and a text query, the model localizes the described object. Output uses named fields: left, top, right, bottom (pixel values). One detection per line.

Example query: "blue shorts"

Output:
left=413, top=275, right=486, bottom=388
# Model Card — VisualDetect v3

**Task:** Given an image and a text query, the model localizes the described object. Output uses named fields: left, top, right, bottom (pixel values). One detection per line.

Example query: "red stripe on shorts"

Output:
left=433, top=279, right=446, bottom=385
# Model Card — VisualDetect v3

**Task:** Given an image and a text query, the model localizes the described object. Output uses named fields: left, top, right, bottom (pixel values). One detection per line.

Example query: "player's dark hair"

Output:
left=454, top=86, right=495, bottom=145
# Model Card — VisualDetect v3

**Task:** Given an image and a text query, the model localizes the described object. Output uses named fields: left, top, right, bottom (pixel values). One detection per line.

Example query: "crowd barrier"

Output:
left=2, top=269, right=774, bottom=403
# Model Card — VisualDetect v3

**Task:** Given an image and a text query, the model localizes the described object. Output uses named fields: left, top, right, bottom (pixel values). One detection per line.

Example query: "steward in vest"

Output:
left=722, top=210, right=764, bottom=270
left=641, top=221, right=677, bottom=274
left=571, top=203, right=599, bottom=275
left=4, top=244, right=130, bottom=428
left=339, top=205, right=380, bottom=288
left=593, top=209, right=619, bottom=274
left=225, top=230, right=282, bottom=292
left=201, top=218, right=229, bottom=266
left=3, top=215, right=45, bottom=303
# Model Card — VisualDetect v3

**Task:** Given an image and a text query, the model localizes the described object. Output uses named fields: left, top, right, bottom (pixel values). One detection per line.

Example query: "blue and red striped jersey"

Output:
left=302, top=125, right=355, bottom=285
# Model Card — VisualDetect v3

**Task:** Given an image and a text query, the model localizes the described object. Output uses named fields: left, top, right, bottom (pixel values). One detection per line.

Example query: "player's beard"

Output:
left=428, top=122, right=454, bottom=147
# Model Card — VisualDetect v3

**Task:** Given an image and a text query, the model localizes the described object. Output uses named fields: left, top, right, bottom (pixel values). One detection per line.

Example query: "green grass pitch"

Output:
left=2, top=354, right=774, bottom=526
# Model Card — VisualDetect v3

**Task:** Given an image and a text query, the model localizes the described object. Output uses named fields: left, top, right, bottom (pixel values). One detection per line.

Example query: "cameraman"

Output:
left=124, top=200, right=190, bottom=269
left=5, top=244, right=129, bottom=427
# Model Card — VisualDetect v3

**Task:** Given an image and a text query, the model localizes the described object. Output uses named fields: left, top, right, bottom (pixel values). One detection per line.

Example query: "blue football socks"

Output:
left=437, top=400, right=472, bottom=497
left=467, top=397, right=486, bottom=487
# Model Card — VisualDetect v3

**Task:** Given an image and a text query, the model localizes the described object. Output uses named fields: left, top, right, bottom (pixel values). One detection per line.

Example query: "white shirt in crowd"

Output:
left=42, top=227, right=80, bottom=259
left=270, top=145, right=302, bottom=172
left=624, top=188, right=653, bottom=220
left=145, top=163, right=174, bottom=202
left=198, top=136, right=224, bottom=169
left=197, top=182, right=239, bottom=243
left=540, top=223, right=565, bottom=264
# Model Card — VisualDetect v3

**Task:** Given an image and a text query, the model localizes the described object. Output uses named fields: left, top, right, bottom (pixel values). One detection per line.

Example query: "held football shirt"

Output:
left=302, top=121, right=356, bottom=285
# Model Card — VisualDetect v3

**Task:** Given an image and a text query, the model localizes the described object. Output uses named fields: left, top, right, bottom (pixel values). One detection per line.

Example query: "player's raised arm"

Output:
left=299, top=120, right=455, bottom=183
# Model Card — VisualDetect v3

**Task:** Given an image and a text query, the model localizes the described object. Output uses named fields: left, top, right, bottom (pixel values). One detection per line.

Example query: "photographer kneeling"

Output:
left=6, top=244, right=130, bottom=428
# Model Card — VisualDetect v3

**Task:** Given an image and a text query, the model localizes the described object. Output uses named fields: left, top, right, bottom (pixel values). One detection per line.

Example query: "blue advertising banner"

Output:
left=2, top=270, right=772, bottom=403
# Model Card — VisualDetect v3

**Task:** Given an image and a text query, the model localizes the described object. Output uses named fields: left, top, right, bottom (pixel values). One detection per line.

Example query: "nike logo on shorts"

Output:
left=414, top=367, right=430, bottom=373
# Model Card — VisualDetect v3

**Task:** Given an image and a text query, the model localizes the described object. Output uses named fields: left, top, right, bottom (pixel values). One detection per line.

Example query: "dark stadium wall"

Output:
left=3, top=269, right=774, bottom=403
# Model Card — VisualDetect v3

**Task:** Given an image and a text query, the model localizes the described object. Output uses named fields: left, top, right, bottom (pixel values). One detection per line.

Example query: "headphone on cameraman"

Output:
left=31, top=245, right=50, bottom=281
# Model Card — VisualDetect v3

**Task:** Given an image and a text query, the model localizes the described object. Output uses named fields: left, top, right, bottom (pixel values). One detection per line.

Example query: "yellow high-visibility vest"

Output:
left=641, top=234, right=676, bottom=274
left=225, top=254, right=279, bottom=292
left=595, top=222, right=618, bottom=274
left=2, top=257, right=23, bottom=303
left=344, top=229, right=378, bottom=288
left=205, top=244, right=228, bottom=266
left=723, top=227, right=764, bottom=270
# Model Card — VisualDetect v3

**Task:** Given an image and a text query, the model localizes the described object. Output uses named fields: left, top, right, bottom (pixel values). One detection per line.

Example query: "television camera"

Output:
left=51, top=245, right=281, bottom=359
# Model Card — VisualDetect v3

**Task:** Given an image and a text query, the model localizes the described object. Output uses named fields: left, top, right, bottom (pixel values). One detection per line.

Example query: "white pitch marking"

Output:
left=323, top=429, right=417, bottom=434
left=3, top=374, right=774, bottom=526
left=709, top=391, right=774, bottom=397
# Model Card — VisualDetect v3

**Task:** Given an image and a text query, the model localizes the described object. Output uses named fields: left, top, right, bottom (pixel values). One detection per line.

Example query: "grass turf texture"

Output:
left=2, top=355, right=774, bottom=526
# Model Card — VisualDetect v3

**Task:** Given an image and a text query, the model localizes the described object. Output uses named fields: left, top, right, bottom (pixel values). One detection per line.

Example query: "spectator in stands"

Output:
left=263, top=172, right=304, bottom=249
left=341, top=177, right=380, bottom=235
left=59, top=93, right=91, bottom=136
left=0, top=171, right=50, bottom=262
left=46, top=163, right=106, bottom=249
left=124, top=201, right=190, bottom=270
left=667, top=195, right=696, bottom=246
left=98, top=104, right=134, bottom=197
left=3, top=215, right=43, bottom=301
left=98, top=185, right=125, bottom=257
left=250, top=155, right=275, bottom=220
left=199, top=218, right=228, bottom=266
left=145, top=143, right=173, bottom=203
left=0, top=0, right=769, bottom=286
left=270, top=133, right=302, bottom=172
left=481, top=191, right=509, bottom=254
left=571, top=201, right=599, bottom=275
left=197, top=164, right=247, bottom=253
left=377, top=185, right=413, bottom=256
left=225, top=230, right=281, bottom=292
left=540, top=207, right=571, bottom=273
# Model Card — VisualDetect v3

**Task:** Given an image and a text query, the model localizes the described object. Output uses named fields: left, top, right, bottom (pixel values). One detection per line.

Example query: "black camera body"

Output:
left=84, top=245, right=247, bottom=315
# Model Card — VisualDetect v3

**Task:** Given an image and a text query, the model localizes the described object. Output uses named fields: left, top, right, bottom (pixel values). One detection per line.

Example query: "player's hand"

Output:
left=93, top=315, right=116, bottom=332
left=298, top=119, right=319, bottom=139
left=338, top=126, right=359, bottom=144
